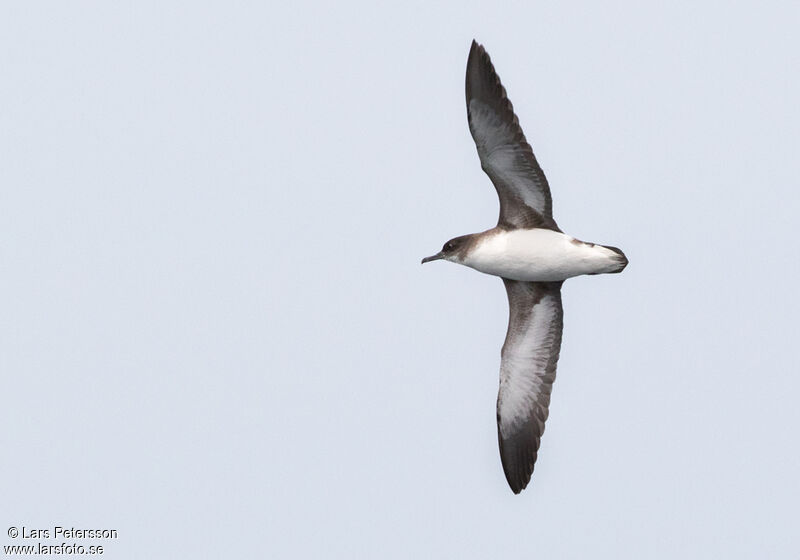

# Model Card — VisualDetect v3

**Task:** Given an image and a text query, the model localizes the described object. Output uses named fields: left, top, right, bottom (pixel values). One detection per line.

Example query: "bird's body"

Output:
left=455, top=227, right=627, bottom=282
left=422, top=41, right=627, bottom=494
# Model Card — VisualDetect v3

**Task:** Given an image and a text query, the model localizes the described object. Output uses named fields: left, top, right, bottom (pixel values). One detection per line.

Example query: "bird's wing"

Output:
left=466, top=40, right=559, bottom=231
left=497, top=279, right=564, bottom=494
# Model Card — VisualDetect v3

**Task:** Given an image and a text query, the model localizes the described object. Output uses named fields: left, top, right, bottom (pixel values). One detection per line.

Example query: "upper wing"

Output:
left=497, top=279, right=564, bottom=494
left=466, top=40, right=559, bottom=231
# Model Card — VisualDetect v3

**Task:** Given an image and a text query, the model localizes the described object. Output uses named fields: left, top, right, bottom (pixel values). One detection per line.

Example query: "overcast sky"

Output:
left=2, top=2, right=799, bottom=558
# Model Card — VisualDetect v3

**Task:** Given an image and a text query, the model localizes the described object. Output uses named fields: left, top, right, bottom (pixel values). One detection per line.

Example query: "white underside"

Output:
left=458, top=229, right=622, bottom=282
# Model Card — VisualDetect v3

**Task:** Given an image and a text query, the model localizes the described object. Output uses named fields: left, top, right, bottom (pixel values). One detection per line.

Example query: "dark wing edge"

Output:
left=466, top=40, right=558, bottom=231
left=497, top=279, right=564, bottom=494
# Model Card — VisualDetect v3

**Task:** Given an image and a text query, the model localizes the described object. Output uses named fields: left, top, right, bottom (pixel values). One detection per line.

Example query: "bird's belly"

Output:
left=464, top=229, right=620, bottom=282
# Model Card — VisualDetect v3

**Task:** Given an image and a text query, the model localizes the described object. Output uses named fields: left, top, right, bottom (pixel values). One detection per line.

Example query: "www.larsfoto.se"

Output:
left=5, top=542, right=105, bottom=555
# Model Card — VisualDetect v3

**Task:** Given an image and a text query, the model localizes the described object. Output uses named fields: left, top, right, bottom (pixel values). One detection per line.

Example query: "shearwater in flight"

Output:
left=422, top=41, right=627, bottom=494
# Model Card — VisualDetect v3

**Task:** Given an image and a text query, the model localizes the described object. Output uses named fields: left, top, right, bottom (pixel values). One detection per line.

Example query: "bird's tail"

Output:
left=602, top=245, right=628, bottom=273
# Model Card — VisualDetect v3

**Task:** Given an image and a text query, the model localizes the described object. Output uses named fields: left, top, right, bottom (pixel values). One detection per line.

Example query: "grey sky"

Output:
left=2, top=1, right=799, bottom=558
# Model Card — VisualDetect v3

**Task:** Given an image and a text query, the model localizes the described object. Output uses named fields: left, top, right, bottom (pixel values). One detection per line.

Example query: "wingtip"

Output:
left=466, top=40, right=495, bottom=104
left=497, top=399, right=549, bottom=496
left=467, top=40, right=479, bottom=66
left=468, top=39, right=486, bottom=59
left=503, top=467, right=530, bottom=495
left=498, top=428, right=536, bottom=495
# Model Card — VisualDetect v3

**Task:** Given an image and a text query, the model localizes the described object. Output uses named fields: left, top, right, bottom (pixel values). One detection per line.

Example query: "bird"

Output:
left=422, top=40, right=628, bottom=494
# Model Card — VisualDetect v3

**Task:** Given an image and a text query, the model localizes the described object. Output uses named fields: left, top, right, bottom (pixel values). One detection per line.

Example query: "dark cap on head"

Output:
left=421, top=235, right=475, bottom=264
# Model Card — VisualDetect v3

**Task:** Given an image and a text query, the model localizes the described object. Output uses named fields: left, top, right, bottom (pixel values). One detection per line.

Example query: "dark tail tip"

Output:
left=603, top=245, right=628, bottom=273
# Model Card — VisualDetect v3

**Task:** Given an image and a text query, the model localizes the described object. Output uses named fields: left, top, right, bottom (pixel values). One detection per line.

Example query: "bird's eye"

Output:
left=444, top=242, right=454, bottom=252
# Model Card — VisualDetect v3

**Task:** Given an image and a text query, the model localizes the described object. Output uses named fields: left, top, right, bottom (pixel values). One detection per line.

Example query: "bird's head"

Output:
left=421, top=235, right=474, bottom=264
